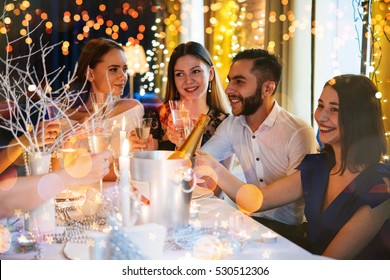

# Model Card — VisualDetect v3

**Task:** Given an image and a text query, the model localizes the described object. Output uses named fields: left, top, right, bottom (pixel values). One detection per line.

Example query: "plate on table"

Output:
left=192, top=186, right=214, bottom=200
left=63, top=241, right=89, bottom=260
left=55, top=191, right=84, bottom=203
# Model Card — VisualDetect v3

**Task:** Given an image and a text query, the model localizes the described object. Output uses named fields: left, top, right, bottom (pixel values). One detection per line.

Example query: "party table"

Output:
left=0, top=183, right=328, bottom=260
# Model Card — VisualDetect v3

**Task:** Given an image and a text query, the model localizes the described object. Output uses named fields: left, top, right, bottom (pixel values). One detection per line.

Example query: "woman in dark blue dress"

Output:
left=196, top=74, right=390, bottom=259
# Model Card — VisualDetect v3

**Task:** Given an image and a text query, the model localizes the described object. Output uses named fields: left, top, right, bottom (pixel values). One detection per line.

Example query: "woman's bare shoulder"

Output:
left=117, top=98, right=142, bottom=108
left=111, top=98, right=142, bottom=115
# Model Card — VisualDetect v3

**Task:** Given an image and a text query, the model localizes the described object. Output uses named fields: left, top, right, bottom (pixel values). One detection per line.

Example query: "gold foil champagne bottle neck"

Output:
left=167, top=114, right=211, bottom=160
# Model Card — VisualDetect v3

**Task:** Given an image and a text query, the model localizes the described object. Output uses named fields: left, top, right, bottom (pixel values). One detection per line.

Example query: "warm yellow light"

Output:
left=99, top=4, right=106, bottom=12
left=210, top=17, right=217, bottom=25
left=45, top=22, right=53, bottom=29
left=112, top=33, right=119, bottom=40
left=4, top=17, right=11, bottom=24
left=5, top=3, right=15, bottom=11
left=25, top=37, right=32, bottom=44
left=105, top=27, right=112, bottom=35
left=22, top=1, right=31, bottom=9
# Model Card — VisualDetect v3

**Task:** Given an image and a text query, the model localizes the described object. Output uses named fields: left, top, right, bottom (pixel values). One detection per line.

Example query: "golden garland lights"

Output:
left=0, top=0, right=389, bottom=154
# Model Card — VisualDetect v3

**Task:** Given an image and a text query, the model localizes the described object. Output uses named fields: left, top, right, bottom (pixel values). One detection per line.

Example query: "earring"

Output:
left=208, top=81, right=212, bottom=93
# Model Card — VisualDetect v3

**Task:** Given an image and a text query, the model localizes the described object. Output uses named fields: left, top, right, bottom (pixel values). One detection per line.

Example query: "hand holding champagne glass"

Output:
left=87, top=121, right=112, bottom=193
left=133, top=117, right=152, bottom=151
left=168, top=100, right=192, bottom=145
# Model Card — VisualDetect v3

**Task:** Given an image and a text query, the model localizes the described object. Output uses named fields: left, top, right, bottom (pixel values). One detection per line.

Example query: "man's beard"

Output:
left=235, top=88, right=263, bottom=116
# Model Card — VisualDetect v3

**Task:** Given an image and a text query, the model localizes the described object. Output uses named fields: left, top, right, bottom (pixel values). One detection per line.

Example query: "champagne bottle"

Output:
left=167, top=114, right=210, bottom=160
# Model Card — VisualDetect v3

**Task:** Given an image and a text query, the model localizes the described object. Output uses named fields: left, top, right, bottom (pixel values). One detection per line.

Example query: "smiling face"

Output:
left=173, top=55, right=213, bottom=103
left=88, top=48, right=128, bottom=97
left=226, top=59, right=263, bottom=116
left=314, top=85, right=341, bottom=147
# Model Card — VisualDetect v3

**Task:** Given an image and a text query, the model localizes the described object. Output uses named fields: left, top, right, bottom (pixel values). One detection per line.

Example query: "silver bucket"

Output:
left=130, top=151, right=196, bottom=228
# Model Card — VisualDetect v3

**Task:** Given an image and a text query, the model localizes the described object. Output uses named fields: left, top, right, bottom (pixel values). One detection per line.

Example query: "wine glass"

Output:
left=133, top=117, right=152, bottom=151
left=57, top=147, right=79, bottom=201
left=168, top=100, right=192, bottom=143
left=87, top=122, right=112, bottom=193
left=90, top=92, right=111, bottom=119
left=112, top=150, right=120, bottom=191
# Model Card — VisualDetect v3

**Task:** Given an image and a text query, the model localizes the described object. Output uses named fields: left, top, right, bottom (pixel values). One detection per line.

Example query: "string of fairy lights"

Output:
left=0, top=0, right=389, bottom=152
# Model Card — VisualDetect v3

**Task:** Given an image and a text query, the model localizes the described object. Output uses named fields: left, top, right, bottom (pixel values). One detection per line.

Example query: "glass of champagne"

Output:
left=133, top=117, right=152, bottom=151
left=168, top=100, right=191, bottom=144
left=87, top=121, right=112, bottom=193
left=90, top=92, right=109, bottom=119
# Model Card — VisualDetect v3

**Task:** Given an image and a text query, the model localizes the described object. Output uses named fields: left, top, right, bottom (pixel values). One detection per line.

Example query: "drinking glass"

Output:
left=90, top=92, right=109, bottom=118
left=57, top=147, right=79, bottom=201
left=168, top=100, right=192, bottom=143
left=133, top=117, right=152, bottom=151
left=87, top=122, right=112, bottom=193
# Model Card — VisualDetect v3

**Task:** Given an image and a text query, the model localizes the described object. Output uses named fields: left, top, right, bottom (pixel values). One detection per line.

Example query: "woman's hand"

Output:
left=35, top=121, right=62, bottom=146
left=128, top=130, right=156, bottom=152
left=62, top=149, right=112, bottom=187
left=195, top=150, right=223, bottom=171
left=166, top=114, right=184, bottom=147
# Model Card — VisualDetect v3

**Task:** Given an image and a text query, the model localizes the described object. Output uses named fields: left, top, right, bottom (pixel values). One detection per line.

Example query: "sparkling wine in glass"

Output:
left=91, top=92, right=109, bottom=118
left=169, top=100, right=192, bottom=141
left=88, top=130, right=112, bottom=193
left=133, top=117, right=152, bottom=151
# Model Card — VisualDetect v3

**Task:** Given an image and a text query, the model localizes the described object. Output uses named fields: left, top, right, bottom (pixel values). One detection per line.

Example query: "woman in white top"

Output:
left=69, top=38, right=144, bottom=180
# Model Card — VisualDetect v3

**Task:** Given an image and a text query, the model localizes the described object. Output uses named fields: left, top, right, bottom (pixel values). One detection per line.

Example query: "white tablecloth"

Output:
left=0, top=190, right=328, bottom=260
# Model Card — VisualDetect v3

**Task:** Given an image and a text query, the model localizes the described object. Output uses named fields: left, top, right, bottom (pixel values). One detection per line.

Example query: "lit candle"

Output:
left=261, top=230, right=278, bottom=243
left=190, top=207, right=199, bottom=219
left=119, top=116, right=126, bottom=153
left=119, top=139, right=130, bottom=227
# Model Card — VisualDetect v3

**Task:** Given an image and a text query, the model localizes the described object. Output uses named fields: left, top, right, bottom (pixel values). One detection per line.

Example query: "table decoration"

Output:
left=261, top=230, right=278, bottom=243
left=25, top=151, right=56, bottom=235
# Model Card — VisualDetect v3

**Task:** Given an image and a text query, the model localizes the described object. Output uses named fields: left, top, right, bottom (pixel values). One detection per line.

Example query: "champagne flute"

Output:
left=58, top=147, right=78, bottom=202
left=90, top=92, right=109, bottom=119
left=87, top=122, right=112, bottom=193
left=168, top=100, right=192, bottom=142
left=133, top=117, right=152, bottom=151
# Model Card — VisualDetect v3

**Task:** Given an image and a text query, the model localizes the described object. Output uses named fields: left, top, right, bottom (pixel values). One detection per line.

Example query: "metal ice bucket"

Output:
left=130, top=151, right=196, bottom=228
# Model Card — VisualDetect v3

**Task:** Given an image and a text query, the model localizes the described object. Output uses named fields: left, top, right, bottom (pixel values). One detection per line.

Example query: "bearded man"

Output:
left=200, top=49, right=318, bottom=248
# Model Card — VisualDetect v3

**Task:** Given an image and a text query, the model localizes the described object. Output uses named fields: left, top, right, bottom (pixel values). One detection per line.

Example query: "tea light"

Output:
left=261, top=230, right=278, bottom=243
left=190, top=208, right=199, bottom=219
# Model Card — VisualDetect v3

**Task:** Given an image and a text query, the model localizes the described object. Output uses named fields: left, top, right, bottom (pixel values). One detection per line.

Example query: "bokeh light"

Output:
left=0, top=225, right=11, bottom=254
left=235, top=184, right=263, bottom=215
